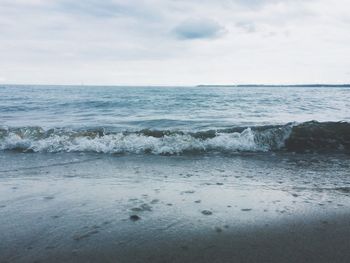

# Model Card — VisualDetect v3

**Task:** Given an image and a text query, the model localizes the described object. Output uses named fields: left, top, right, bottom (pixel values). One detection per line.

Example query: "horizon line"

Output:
left=1, top=83, right=350, bottom=87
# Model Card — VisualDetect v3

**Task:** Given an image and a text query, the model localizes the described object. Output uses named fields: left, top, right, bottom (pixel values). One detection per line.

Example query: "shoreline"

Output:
left=1, top=153, right=349, bottom=262
left=2, top=206, right=350, bottom=262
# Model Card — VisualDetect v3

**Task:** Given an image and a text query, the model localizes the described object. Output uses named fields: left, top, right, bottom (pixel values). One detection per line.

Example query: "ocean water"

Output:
left=0, top=85, right=350, bottom=155
left=1, top=85, right=350, bottom=263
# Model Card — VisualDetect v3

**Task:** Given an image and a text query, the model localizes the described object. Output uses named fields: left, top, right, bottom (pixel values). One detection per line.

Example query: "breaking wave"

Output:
left=0, top=121, right=349, bottom=155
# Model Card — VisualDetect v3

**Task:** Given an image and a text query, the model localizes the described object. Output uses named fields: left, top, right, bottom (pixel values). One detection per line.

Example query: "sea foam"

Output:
left=0, top=125, right=292, bottom=154
left=1, top=121, right=349, bottom=154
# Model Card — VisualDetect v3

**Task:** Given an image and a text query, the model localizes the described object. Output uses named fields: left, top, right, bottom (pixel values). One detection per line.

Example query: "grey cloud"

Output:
left=0, top=0, right=349, bottom=85
left=173, top=19, right=225, bottom=40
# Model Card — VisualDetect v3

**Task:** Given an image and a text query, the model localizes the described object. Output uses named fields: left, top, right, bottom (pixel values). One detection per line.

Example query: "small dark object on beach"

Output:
left=130, top=215, right=141, bottom=221
left=73, top=230, right=99, bottom=241
left=201, top=210, right=213, bottom=215
left=241, top=208, right=252, bottom=212
left=151, top=199, right=159, bottom=204
left=131, top=203, right=152, bottom=212
left=215, top=227, right=222, bottom=233
left=335, top=187, right=350, bottom=193
left=182, top=190, right=195, bottom=194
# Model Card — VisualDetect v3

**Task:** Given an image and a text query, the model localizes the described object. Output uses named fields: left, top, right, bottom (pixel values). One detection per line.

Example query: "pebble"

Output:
left=130, top=215, right=141, bottom=221
left=201, top=210, right=213, bottom=215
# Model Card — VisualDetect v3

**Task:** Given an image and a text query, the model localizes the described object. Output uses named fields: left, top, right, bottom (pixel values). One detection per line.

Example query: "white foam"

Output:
left=0, top=127, right=291, bottom=154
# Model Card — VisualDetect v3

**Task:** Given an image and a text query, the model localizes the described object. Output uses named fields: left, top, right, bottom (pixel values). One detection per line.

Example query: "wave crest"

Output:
left=0, top=121, right=349, bottom=154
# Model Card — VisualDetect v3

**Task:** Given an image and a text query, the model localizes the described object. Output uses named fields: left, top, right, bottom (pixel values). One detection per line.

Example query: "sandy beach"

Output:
left=1, top=152, right=349, bottom=263
left=2, top=0, right=350, bottom=259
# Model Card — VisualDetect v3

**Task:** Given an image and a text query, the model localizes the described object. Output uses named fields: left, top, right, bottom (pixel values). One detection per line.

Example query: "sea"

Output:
left=0, top=85, right=349, bottom=155
left=1, top=85, right=350, bottom=262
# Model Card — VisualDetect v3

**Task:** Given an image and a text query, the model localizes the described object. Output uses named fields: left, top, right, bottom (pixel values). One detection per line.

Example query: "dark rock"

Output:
left=151, top=199, right=159, bottom=204
left=130, top=215, right=141, bottom=221
left=201, top=210, right=213, bottom=215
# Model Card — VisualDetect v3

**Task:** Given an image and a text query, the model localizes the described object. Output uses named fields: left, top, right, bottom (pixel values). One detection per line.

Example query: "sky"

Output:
left=0, top=0, right=349, bottom=85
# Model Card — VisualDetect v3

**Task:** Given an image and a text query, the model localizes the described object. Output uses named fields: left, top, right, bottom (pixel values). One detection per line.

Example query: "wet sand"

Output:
left=0, top=152, right=350, bottom=262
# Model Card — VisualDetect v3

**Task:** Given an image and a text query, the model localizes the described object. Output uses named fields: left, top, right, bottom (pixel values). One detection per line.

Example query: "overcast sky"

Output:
left=0, top=0, right=349, bottom=85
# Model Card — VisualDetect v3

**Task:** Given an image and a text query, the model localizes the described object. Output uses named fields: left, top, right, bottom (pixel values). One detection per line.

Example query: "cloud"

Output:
left=55, top=0, right=124, bottom=17
left=173, top=18, right=225, bottom=40
left=0, top=0, right=349, bottom=85
left=235, top=21, right=256, bottom=33
left=53, top=0, right=160, bottom=21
